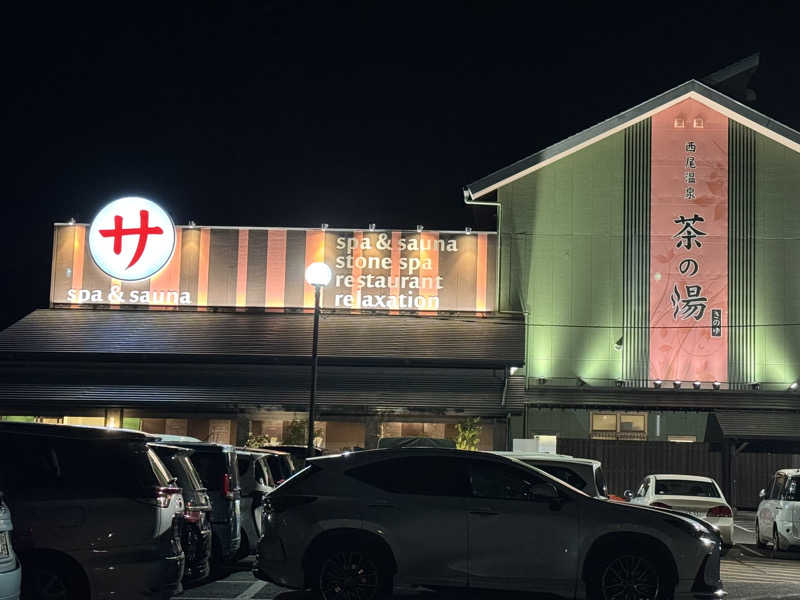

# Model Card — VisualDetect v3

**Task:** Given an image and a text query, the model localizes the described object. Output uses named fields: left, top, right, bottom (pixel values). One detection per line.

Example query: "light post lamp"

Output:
left=304, top=262, right=332, bottom=456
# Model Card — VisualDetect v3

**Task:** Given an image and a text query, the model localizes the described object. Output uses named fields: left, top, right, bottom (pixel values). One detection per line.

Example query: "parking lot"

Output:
left=181, top=511, right=800, bottom=600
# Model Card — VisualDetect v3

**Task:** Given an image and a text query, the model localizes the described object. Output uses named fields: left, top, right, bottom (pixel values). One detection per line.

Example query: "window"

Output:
left=635, top=478, right=649, bottom=498
left=668, top=435, right=697, bottom=443
left=785, top=477, right=800, bottom=501
left=769, top=474, right=786, bottom=500
left=654, top=479, right=719, bottom=498
left=591, top=412, right=647, bottom=440
left=674, top=118, right=686, bottom=128
left=592, top=414, right=617, bottom=431
left=347, top=457, right=471, bottom=497
left=619, top=414, right=645, bottom=432
left=471, top=462, right=544, bottom=501
left=693, top=118, right=704, bottom=129
left=526, top=462, right=587, bottom=491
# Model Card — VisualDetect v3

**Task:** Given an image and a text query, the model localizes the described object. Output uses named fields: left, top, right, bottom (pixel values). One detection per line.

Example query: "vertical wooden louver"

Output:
left=622, top=119, right=651, bottom=386
left=728, top=121, right=756, bottom=388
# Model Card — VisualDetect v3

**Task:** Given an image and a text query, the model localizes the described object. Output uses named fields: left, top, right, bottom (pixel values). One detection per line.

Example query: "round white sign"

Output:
left=88, top=197, right=176, bottom=281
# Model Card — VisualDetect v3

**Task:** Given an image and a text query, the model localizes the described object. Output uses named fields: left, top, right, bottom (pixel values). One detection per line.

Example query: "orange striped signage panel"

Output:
left=50, top=226, right=497, bottom=312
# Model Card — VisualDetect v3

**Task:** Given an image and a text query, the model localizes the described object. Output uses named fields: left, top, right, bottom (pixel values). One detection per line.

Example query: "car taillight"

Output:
left=707, top=505, right=732, bottom=518
left=141, top=485, right=181, bottom=508
left=650, top=502, right=672, bottom=509
left=184, top=509, right=205, bottom=524
left=223, top=473, right=234, bottom=500
left=266, top=495, right=316, bottom=514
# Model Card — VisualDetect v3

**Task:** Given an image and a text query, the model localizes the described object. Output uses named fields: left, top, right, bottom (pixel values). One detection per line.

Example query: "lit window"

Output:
left=619, top=414, right=646, bottom=432
left=668, top=435, right=697, bottom=443
left=674, top=118, right=685, bottom=128
left=591, top=414, right=617, bottom=431
left=693, top=118, right=704, bottom=128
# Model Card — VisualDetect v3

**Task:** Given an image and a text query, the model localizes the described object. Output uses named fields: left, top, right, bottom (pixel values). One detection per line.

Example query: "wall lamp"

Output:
left=653, top=379, right=663, bottom=389
left=692, top=381, right=702, bottom=390
left=538, top=377, right=547, bottom=385
left=417, top=224, right=424, bottom=232
left=369, top=223, right=376, bottom=231
left=712, top=381, right=721, bottom=390
left=673, top=380, right=682, bottom=389
left=789, top=381, right=799, bottom=392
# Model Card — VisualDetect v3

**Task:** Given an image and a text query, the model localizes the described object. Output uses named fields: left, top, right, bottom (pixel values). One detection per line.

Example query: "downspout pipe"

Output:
left=464, top=187, right=503, bottom=314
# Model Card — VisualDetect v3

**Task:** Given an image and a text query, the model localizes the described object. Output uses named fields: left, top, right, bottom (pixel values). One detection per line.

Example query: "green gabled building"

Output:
left=464, top=73, right=800, bottom=505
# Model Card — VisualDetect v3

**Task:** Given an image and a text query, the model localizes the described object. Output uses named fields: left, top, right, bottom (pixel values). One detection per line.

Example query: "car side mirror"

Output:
left=624, top=490, right=634, bottom=500
left=531, top=482, right=559, bottom=501
left=759, top=489, right=766, bottom=499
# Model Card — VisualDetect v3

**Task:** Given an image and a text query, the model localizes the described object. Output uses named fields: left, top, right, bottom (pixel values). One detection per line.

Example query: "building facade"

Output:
left=465, top=80, right=800, bottom=505
left=0, top=220, right=523, bottom=452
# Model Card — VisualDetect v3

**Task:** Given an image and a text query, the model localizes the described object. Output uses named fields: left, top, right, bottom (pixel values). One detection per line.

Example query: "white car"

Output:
left=627, top=474, right=733, bottom=546
left=0, top=493, right=21, bottom=600
left=490, top=452, right=608, bottom=498
left=756, top=468, right=800, bottom=553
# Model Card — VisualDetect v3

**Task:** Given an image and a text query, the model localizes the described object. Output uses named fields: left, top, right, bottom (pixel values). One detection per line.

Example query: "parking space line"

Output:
left=237, top=581, right=267, bottom=599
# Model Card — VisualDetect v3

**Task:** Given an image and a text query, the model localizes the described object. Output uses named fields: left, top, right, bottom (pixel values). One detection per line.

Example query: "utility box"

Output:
left=513, top=435, right=557, bottom=454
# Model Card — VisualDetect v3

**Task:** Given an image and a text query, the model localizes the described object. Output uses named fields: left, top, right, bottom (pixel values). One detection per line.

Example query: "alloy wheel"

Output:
left=31, top=569, right=70, bottom=600
left=319, top=550, right=380, bottom=600
left=601, top=554, right=660, bottom=600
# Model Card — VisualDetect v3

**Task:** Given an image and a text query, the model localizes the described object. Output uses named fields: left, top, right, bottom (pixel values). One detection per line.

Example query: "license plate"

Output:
left=0, top=532, right=8, bottom=558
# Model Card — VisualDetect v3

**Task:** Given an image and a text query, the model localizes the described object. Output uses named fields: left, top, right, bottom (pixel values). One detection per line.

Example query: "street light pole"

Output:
left=307, top=283, right=322, bottom=456
left=304, top=261, right=331, bottom=458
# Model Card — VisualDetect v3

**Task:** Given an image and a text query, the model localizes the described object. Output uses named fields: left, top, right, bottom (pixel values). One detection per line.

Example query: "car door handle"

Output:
left=470, top=508, right=499, bottom=516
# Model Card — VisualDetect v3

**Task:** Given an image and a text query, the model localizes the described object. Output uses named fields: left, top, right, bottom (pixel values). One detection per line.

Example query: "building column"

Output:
left=235, top=416, right=251, bottom=447
left=364, top=416, right=381, bottom=450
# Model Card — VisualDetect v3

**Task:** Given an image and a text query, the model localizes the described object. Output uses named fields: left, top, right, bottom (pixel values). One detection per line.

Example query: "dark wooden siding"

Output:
left=622, top=119, right=651, bottom=386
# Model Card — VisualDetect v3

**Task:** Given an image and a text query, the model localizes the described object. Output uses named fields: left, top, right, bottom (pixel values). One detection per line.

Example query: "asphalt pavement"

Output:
left=181, top=511, right=800, bottom=600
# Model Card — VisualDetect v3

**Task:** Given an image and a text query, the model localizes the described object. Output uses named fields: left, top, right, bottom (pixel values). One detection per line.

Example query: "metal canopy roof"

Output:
left=465, top=79, right=800, bottom=199
left=710, top=411, right=800, bottom=441
left=0, top=308, right=523, bottom=368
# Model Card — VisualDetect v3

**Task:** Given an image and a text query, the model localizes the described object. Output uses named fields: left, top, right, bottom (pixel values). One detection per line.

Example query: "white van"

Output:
left=0, top=493, right=20, bottom=600
left=757, top=468, right=800, bottom=553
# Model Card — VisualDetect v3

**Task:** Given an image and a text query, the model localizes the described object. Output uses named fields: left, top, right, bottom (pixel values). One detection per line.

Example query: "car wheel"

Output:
left=315, top=544, right=391, bottom=600
left=593, top=553, right=663, bottom=600
left=23, top=560, right=86, bottom=600
left=755, top=519, right=767, bottom=549
left=773, top=526, right=783, bottom=556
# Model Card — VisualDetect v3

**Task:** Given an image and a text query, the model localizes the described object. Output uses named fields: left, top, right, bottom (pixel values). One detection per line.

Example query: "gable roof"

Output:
left=465, top=79, right=800, bottom=200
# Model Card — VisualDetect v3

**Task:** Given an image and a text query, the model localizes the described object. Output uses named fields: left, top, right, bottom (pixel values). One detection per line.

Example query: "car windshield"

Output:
left=655, top=479, right=719, bottom=497
left=524, top=462, right=588, bottom=492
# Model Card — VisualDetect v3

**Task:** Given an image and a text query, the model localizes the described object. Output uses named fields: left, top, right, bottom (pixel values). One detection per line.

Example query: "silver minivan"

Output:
left=0, top=493, right=20, bottom=600
left=757, top=468, right=800, bottom=553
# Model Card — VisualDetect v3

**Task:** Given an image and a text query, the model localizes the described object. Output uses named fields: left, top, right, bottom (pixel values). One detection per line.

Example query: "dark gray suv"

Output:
left=255, top=448, right=724, bottom=600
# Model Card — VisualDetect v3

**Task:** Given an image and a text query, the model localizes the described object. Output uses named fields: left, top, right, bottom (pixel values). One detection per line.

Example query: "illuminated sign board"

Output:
left=51, top=226, right=496, bottom=312
left=88, top=197, right=176, bottom=281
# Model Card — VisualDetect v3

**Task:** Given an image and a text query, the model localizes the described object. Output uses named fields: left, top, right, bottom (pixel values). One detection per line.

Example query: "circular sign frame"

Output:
left=88, top=197, right=176, bottom=282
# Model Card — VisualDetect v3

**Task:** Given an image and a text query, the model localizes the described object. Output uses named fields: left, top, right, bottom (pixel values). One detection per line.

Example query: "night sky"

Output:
left=2, top=3, right=795, bottom=329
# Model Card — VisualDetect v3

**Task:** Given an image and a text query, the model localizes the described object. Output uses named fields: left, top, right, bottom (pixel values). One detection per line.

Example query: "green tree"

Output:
left=455, top=417, right=482, bottom=451
left=283, top=419, right=323, bottom=446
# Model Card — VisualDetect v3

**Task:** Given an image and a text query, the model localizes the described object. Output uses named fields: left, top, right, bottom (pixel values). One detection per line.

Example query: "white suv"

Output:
left=757, top=468, right=800, bottom=553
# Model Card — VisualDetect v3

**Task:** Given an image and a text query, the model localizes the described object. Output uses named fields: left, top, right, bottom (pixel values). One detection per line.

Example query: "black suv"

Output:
left=0, top=422, right=185, bottom=600
left=166, top=442, right=241, bottom=564
left=151, top=443, right=213, bottom=582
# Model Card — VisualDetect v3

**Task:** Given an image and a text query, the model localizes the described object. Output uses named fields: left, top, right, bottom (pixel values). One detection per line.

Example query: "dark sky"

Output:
left=1, top=2, right=796, bottom=329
